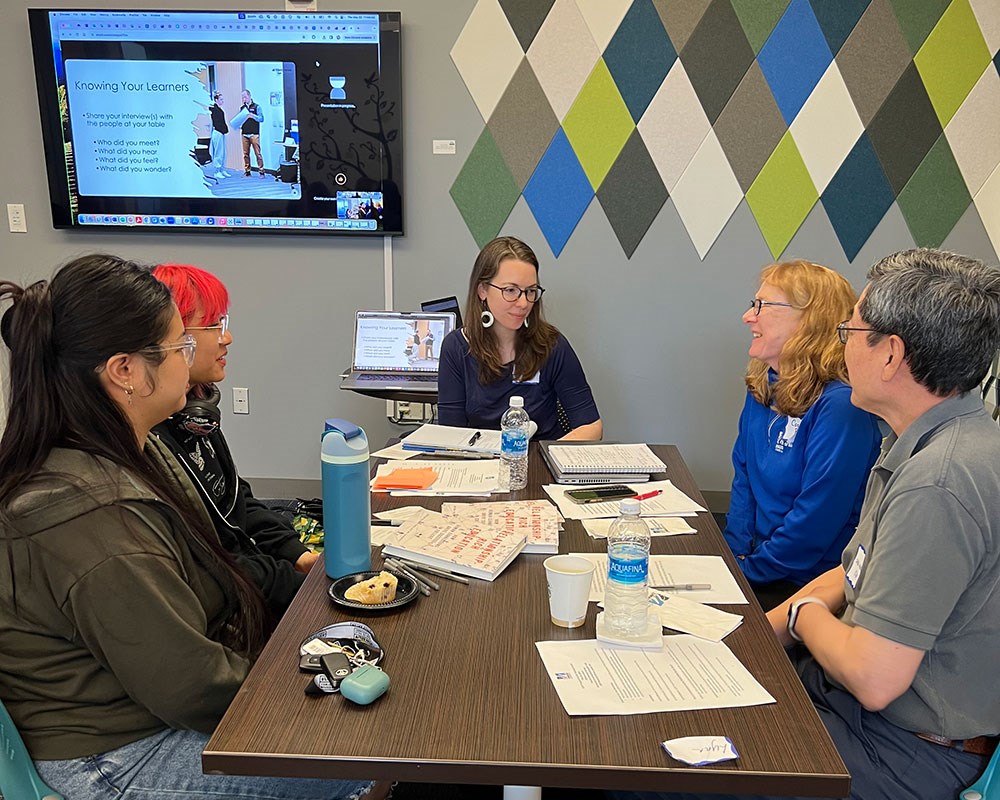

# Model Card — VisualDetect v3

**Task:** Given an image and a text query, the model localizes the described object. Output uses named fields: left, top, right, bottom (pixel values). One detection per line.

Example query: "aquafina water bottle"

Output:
left=604, top=498, right=651, bottom=638
left=499, top=396, right=529, bottom=491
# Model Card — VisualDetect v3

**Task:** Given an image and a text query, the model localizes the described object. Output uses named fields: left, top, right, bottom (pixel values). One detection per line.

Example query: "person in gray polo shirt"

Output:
left=615, top=248, right=1000, bottom=800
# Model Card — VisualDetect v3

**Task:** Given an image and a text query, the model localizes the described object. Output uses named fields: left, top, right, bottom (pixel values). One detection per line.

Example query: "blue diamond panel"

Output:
left=604, top=0, right=677, bottom=122
left=758, top=0, right=834, bottom=125
left=808, top=0, right=871, bottom=55
left=821, top=133, right=895, bottom=261
left=523, top=129, right=595, bottom=257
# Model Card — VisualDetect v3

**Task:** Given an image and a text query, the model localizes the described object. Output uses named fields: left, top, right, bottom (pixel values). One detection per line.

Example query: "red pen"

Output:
left=633, top=489, right=663, bottom=501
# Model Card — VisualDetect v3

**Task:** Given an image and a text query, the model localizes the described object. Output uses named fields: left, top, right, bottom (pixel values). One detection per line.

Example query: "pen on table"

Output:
left=633, top=489, right=663, bottom=501
left=650, top=583, right=712, bottom=591
left=400, top=564, right=440, bottom=591
left=370, top=519, right=401, bottom=527
left=384, top=558, right=435, bottom=594
left=467, top=431, right=482, bottom=446
left=392, top=557, right=471, bottom=585
left=421, top=451, right=496, bottom=460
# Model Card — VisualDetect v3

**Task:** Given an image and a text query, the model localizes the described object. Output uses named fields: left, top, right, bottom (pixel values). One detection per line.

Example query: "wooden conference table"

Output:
left=203, top=445, right=850, bottom=797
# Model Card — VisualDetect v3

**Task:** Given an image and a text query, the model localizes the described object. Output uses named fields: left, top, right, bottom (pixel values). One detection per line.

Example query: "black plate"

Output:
left=328, top=570, right=419, bottom=611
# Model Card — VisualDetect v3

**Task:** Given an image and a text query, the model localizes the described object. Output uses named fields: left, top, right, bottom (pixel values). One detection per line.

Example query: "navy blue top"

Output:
left=437, top=330, right=600, bottom=441
left=724, top=376, right=882, bottom=586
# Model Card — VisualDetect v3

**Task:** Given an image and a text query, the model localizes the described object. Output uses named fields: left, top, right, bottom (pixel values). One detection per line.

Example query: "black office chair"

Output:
left=556, top=400, right=572, bottom=436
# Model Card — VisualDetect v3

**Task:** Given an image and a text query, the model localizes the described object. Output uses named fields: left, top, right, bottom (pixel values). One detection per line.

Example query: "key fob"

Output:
left=305, top=673, right=337, bottom=695
left=320, top=652, right=353, bottom=688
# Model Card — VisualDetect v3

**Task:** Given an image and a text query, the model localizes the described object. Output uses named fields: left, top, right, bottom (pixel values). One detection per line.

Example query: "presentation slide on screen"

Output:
left=66, top=59, right=296, bottom=199
left=355, top=317, right=447, bottom=370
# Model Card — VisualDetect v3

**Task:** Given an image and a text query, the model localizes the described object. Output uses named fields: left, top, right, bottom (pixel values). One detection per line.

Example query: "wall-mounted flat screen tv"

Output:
left=28, top=8, right=403, bottom=235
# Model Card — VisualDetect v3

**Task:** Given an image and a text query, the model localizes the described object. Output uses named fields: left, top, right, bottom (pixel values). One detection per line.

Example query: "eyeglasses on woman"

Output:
left=487, top=283, right=545, bottom=303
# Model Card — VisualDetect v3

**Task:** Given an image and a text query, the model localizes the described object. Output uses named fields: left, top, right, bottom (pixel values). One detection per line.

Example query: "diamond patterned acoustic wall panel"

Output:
left=522, top=129, right=594, bottom=257
left=450, top=0, right=1000, bottom=261
left=603, top=0, right=677, bottom=123
left=597, top=130, right=669, bottom=258
left=809, top=0, right=872, bottom=56
left=487, top=59, right=560, bottom=190
left=731, top=0, right=791, bottom=54
left=897, top=134, right=972, bottom=248
left=757, top=0, right=833, bottom=125
left=914, top=0, right=992, bottom=128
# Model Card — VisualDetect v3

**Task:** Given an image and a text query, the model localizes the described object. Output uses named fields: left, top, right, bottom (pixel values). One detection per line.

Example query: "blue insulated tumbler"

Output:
left=321, top=418, right=372, bottom=579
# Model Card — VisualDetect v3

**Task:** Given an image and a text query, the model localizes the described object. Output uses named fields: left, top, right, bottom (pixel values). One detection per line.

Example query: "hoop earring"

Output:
left=481, top=310, right=494, bottom=329
left=125, top=384, right=134, bottom=407
left=523, top=316, right=530, bottom=329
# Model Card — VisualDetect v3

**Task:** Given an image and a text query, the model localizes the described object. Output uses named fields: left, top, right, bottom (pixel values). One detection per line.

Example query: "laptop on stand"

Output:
left=340, top=310, right=456, bottom=393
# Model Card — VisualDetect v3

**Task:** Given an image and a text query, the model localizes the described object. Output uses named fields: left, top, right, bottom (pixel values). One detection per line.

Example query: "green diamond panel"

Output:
left=563, top=59, right=636, bottom=190
left=914, top=0, right=992, bottom=127
left=888, top=0, right=949, bottom=54
left=449, top=127, right=521, bottom=248
left=897, top=133, right=972, bottom=247
left=731, top=0, right=792, bottom=53
left=746, top=131, right=820, bottom=257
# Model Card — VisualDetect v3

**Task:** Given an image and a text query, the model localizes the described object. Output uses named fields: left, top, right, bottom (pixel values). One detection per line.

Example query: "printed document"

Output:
left=535, top=636, right=775, bottom=715
left=571, top=553, right=748, bottom=605
left=583, top=517, right=696, bottom=538
left=371, top=459, right=500, bottom=495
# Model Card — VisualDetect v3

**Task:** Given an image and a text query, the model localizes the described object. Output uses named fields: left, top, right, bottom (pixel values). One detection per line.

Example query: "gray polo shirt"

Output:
left=838, top=392, right=1000, bottom=738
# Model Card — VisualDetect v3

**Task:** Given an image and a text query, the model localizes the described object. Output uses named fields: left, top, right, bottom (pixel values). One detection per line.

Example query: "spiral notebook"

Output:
left=539, top=441, right=663, bottom=484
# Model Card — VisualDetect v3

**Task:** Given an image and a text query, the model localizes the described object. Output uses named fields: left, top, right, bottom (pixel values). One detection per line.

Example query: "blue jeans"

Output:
left=611, top=651, right=989, bottom=800
left=36, top=728, right=375, bottom=800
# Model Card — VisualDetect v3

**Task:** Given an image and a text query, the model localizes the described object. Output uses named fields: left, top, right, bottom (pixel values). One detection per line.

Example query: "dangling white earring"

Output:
left=481, top=310, right=494, bottom=329
left=523, top=316, right=530, bottom=329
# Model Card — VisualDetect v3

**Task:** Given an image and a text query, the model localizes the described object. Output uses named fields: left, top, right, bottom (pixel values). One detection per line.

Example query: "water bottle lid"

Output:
left=619, top=498, right=641, bottom=515
left=324, top=418, right=363, bottom=440
left=510, top=396, right=524, bottom=408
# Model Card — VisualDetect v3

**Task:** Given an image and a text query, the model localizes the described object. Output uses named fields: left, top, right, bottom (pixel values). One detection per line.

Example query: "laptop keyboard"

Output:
left=357, top=374, right=436, bottom=383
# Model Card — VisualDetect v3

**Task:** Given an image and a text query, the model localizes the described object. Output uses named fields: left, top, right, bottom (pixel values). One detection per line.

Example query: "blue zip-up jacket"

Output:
left=724, top=377, right=882, bottom=586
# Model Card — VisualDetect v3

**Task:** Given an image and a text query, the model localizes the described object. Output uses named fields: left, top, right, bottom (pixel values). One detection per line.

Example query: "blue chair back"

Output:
left=962, top=745, right=1000, bottom=799
left=0, top=696, right=63, bottom=800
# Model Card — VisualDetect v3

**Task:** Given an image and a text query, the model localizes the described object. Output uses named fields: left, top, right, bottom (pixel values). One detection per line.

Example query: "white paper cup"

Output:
left=544, top=555, right=595, bottom=628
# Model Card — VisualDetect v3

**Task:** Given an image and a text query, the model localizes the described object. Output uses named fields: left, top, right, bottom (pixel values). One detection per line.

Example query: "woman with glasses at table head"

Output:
left=724, top=260, right=882, bottom=611
left=437, top=235, right=603, bottom=441
left=151, top=264, right=319, bottom=617
left=0, top=255, right=375, bottom=800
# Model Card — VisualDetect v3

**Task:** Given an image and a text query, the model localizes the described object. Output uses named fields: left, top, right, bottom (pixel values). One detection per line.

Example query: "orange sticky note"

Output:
left=373, top=467, right=437, bottom=491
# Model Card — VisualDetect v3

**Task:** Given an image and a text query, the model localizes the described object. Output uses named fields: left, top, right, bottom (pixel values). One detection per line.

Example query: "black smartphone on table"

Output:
left=565, top=485, right=637, bottom=504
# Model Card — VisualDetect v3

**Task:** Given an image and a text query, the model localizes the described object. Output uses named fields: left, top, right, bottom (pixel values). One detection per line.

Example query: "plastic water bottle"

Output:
left=321, top=418, right=372, bottom=579
left=604, top=498, right=651, bottom=638
left=499, top=396, right=530, bottom=491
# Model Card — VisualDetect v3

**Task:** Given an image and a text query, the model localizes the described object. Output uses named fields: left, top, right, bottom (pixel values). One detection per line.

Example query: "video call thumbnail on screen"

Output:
left=28, top=9, right=403, bottom=235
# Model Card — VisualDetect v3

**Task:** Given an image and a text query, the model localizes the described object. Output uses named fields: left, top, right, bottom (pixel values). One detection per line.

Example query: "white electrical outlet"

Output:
left=7, top=204, right=26, bottom=233
left=232, top=387, right=250, bottom=414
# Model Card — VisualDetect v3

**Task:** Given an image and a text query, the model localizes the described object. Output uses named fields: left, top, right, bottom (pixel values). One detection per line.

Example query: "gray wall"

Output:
left=2, top=0, right=997, bottom=497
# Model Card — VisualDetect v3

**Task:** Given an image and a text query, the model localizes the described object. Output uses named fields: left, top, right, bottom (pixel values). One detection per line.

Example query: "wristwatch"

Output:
left=787, top=597, right=829, bottom=642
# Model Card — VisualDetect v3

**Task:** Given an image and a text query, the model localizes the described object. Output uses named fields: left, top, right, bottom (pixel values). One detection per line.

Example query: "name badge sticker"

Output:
left=513, top=371, right=540, bottom=385
left=846, top=544, right=867, bottom=589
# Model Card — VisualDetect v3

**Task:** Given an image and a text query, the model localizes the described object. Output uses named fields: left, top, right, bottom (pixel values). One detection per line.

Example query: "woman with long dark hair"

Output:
left=0, top=255, right=375, bottom=799
left=437, top=236, right=602, bottom=441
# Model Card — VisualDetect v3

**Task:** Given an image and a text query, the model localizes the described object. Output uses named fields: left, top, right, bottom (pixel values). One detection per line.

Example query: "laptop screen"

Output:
left=352, top=311, right=456, bottom=373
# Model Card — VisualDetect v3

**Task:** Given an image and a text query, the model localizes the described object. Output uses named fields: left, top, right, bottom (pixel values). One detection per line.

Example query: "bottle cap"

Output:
left=619, top=498, right=640, bottom=515
left=510, top=396, right=524, bottom=408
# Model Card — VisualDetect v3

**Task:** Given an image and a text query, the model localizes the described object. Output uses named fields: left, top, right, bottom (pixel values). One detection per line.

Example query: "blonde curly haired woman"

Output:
left=725, top=260, right=882, bottom=610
